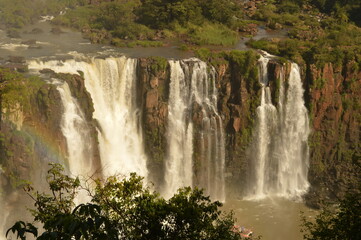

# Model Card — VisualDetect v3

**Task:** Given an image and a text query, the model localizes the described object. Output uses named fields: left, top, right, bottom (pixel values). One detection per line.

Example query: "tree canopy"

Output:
left=6, top=163, right=243, bottom=240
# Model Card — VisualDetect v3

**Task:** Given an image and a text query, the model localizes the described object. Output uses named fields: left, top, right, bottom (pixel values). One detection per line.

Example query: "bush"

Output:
left=301, top=187, right=361, bottom=240
left=189, top=23, right=239, bottom=46
left=6, top=164, right=242, bottom=240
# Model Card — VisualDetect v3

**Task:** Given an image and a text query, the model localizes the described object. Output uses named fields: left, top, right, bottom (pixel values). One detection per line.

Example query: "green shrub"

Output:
left=189, top=23, right=239, bottom=46
left=130, top=40, right=163, bottom=47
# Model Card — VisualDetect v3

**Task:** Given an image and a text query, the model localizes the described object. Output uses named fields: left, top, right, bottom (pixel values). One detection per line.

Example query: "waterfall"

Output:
left=247, top=55, right=309, bottom=199
left=28, top=56, right=225, bottom=200
left=275, top=63, right=310, bottom=197
left=28, top=57, right=148, bottom=179
left=163, top=59, right=225, bottom=201
left=55, top=80, right=96, bottom=203
left=56, top=80, right=94, bottom=177
left=163, top=60, right=193, bottom=198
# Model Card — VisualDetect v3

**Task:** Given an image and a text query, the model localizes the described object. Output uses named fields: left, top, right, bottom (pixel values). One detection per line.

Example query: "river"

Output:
left=224, top=197, right=317, bottom=240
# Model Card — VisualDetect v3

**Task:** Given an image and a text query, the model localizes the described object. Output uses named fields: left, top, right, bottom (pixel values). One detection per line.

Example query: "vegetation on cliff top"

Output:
left=50, top=0, right=243, bottom=47
left=0, top=0, right=86, bottom=28
left=0, top=67, right=44, bottom=113
left=6, top=163, right=244, bottom=240
left=246, top=0, right=361, bottom=68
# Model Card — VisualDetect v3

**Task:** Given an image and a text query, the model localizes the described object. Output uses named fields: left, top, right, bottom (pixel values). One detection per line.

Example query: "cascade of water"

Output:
left=249, top=56, right=278, bottom=199
left=56, top=81, right=93, bottom=177
left=275, top=63, right=310, bottom=197
left=247, top=55, right=309, bottom=199
left=163, top=59, right=225, bottom=201
left=163, top=60, right=193, bottom=198
left=55, top=80, right=96, bottom=203
left=28, top=57, right=148, bottom=179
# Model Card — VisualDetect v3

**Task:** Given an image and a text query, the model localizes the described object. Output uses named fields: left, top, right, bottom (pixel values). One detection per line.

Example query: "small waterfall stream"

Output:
left=247, top=55, right=310, bottom=199
left=163, top=60, right=194, bottom=198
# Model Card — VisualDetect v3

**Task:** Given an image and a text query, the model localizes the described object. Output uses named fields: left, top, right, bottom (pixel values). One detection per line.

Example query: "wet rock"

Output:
left=30, top=28, right=43, bottom=34
left=2, top=63, right=28, bottom=72
left=150, top=76, right=158, bottom=88
left=146, top=89, right=158, bottom=109
left=8, top=56, right=25, bottom=63
left=21, top=39, right=37, bottom=45
left=50, top=27, right=64, bottom=34
left=232, top=117, right=241, bottom=132
left=39, top=68, right=55, bottom=74
left=238, top=23, right=258, bottom=35
left=7, top=29, right=21, bottom=38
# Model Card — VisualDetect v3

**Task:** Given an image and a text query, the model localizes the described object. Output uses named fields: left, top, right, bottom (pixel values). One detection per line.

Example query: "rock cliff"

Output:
left=1, top=54, right=360, bottom=210
left=304, top=62, right=361, bottom=207
left=0, top=71, right=98, bottom=226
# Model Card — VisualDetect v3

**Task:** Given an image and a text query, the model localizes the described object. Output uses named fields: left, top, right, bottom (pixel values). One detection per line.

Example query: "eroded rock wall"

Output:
left=304, top=62, right=361, bottom=207
left=0, top=72, right=98, bottom=228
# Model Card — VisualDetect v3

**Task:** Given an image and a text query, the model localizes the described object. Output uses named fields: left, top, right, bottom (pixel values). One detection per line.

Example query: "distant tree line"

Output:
left=277, top=0, right=361, bottom=25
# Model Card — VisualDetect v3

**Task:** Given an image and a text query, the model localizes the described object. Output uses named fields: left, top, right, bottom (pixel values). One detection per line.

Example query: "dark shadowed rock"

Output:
left=50, top=27, right=64, bottom=34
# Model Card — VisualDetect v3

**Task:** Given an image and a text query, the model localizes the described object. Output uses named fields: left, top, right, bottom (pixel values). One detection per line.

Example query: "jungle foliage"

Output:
left=51, top=0, right=242, bottom=46
left=0, top=0, right=87, bottom=28
left=301, top=186, right=361, bottom=240
left=247, top=0, right=361, bottom=67
left=6, top=163, right=243, bottom=240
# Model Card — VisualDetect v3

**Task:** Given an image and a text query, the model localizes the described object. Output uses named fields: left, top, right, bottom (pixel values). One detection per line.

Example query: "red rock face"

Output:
left=305, top=62, right=361, bottom=207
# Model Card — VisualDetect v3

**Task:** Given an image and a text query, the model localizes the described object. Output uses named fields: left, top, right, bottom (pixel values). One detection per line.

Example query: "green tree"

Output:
left=7, top=164, right=242, bottom=240
left=0, top=68, right=26, bottom=130
left=136, top=0, right=203, bottom=29
left=301, top=187, right=361, bottom=240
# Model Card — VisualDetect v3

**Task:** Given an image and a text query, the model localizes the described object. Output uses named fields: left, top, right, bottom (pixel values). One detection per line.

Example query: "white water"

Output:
left=28, top=57, right=148, bottom=179
left=163, top=59, right=225, bottom=201
left=275, top=63, right=310, bottom=197
left=163, top=60, right=194, bottom=198
left=56, top=80, right=93, bottom=177
left=247, top=55, right=309, bottom=199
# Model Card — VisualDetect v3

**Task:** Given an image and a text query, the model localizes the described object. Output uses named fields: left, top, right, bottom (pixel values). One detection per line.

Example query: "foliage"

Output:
left=148, top=56, right=168, bottom=73
left=136, top=0, right=241, bottom=29
left=301, top=187, right=361, bottom=240
left=311, top=0, right=361, bottom=25
left=136, top=0, right=203, bottom=29
left=49, top=0, right=242, bottom=47
left=188, top=23, right=239, bottom=46
left=1, top=68, right=44, bottom=108
left=248, top=0, right=361, bottom=66
left=226, top=50, right=259, bottom=81
left=7, top=164, right=242, bottom=240
left=0, top=0, right=86, bottom=28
